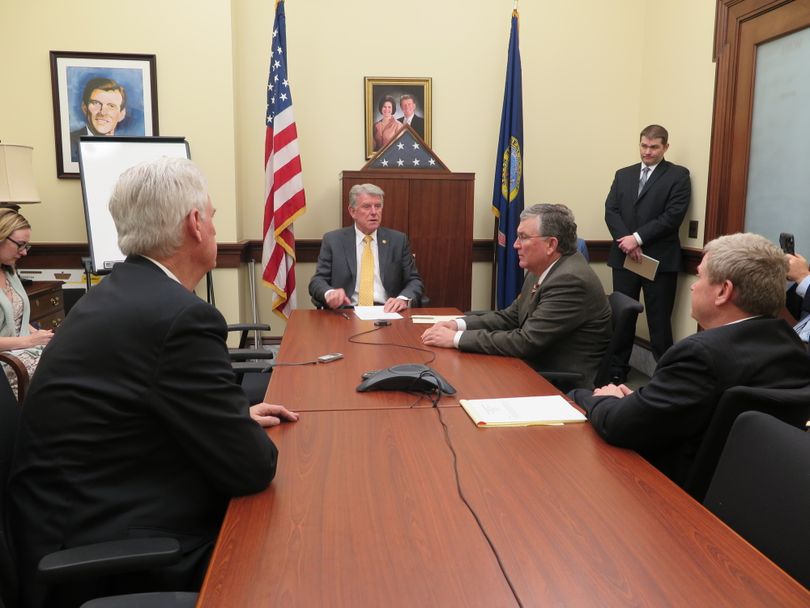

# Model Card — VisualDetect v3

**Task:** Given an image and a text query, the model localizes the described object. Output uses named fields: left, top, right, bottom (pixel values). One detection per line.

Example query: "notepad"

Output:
left=353, top=306, right=403, bottom=321
left=459, top=395, right=586, bottom=427
left=410, top=315, right=462, bottom=324
left=623, top=253, right=659, bottom=281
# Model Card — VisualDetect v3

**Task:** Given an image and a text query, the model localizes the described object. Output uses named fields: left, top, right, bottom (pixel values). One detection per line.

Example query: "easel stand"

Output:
left=82, top=257, right=98, bottom=292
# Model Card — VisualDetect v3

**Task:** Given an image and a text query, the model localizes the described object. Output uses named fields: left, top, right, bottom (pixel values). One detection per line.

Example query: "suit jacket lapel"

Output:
left=343, top=228, right=357, bottom=283
left=376, top=228, right=390, bottom=283
left=518, top=273, right=539, bottom=325
left=637, top=160, right=670, bottom=203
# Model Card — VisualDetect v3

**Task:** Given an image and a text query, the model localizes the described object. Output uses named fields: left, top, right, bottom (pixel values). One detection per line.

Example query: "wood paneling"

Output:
left=707, top=0, right=810, bottom=240
left=341, top=170, right=474, bottom=310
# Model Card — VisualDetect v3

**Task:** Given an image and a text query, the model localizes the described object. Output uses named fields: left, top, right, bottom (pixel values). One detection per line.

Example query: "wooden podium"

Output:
left=341, top=170, right=474, bottom=311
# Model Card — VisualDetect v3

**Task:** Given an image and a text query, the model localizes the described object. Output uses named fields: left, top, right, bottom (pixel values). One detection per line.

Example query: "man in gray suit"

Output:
left=422, top=204, right=611, bottom=389
left=308, top=183, right=423, bottom=313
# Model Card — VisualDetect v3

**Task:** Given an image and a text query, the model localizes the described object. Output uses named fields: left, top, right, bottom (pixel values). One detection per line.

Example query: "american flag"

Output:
left=262, top=0, right=306, bottom=319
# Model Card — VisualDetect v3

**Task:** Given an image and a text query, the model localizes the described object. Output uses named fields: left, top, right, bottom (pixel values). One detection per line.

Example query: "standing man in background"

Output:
left=605, top=124, right=691, bottom=383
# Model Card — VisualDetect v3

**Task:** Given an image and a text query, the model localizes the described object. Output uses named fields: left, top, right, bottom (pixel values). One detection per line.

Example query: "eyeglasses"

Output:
left=6, top=237, right=31, bottom=252
left=515, top=234, right=551, bottom=243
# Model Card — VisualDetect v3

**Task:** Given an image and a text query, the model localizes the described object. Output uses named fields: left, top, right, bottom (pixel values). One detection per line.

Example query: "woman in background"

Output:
left=0, top=208, right=53, bottom=397
left=373, top=95, right=403, bottom=151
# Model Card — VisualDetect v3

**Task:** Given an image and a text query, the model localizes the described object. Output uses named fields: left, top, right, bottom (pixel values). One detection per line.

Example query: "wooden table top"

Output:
left=267, top=308, right=559, bottom=411
left=197, top=309, right=810, bottom=606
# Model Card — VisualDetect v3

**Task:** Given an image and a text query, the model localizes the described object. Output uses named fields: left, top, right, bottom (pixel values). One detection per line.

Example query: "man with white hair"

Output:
left=10, top=157, right=298, bottom=606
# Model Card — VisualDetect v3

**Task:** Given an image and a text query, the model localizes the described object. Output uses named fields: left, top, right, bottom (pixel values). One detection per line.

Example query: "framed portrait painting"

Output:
left=364, top=77, right=431, bottom=158
left=50, top=51, right=159, bottom=178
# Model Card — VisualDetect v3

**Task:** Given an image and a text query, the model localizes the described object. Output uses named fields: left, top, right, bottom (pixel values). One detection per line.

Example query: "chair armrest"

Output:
left=81, top=591, right=199, bottom=608
left=81, top=592, right=199, bottom=608
left=229, top=348, right=275, bottom=361
left=227, top=323, right=271, bottom=333
left=232, top=361, right=275, bottom=374
left=0, top=351, right=29, bottom=403
left=227, top=323, right=272, bottom=349
left=38, top=537, right=181, bottom=583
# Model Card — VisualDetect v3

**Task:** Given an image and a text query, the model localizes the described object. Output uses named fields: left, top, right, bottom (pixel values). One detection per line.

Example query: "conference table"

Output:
left=197, top=309, right=810, bottom=606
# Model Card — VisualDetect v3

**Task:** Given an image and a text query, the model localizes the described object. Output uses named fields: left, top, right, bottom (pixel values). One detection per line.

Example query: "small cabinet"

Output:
left=24, top=281, right=65, bottom=330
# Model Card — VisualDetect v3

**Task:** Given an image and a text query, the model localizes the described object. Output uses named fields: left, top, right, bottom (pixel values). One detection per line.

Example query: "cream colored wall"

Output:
left=1, top=0, right=716, bottom=341
left=0, top=0, right=243, bottom=324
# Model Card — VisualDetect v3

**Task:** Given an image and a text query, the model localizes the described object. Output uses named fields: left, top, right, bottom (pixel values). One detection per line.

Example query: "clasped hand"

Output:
left=420, top=320, right=458, bottom=348
left=617, top=235, right=642, bottom=262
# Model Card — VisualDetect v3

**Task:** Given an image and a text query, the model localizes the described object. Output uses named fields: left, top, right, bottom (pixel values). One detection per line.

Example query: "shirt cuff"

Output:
left=796, top=275, right=810, bottom=298
left=453, top=330, right=463, bottom=349
left=456, top=318, right=467, bottom=331
left=633, top=232, right=643, bottom=246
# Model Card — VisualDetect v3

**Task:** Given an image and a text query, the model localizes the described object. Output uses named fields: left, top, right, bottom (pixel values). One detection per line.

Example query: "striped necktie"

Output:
left=638, top=166, right=650, bottom=196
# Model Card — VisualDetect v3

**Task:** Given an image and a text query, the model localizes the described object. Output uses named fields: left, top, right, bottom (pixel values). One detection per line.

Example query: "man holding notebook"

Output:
left=604, top=124, right=691, bottom=382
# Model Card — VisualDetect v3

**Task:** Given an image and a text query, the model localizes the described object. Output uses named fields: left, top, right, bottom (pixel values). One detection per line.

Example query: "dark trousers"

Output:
left=611, top=268, right=678, bottom=378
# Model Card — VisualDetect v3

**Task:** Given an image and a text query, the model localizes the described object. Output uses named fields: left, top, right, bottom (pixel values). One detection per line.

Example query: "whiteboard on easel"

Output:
left=78, top=136, right=190, bottom=274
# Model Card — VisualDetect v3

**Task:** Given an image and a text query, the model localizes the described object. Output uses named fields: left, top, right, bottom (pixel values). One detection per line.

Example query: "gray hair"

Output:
left=702, top=232, right=787, bottom=317
left=519, top=203, right=578, bottom=255
left=348, top=183, right=385, bottom=208
left=109, top=157, right=209, bottom=258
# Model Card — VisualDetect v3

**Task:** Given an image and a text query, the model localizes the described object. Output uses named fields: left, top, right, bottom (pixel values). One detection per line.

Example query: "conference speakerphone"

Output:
left=356, top=364, right=456, bottom=394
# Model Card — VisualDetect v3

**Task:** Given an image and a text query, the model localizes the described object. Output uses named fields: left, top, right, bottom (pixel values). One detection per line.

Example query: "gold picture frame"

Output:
left=364, top=77, right=431, bottom=159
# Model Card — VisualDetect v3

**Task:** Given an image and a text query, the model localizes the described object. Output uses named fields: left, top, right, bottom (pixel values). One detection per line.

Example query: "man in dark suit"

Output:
left=9, top=157, right=298, bottom=607
left=398, top=94, right=425, bottom=139
left=786, top=252, right=810, bottom=320
left=308, top=183, right=423, bottom=313
left=422, top=204, right=611, bottom=389
left=605, top=124, right=691, bottom=382
left=571, top=233, right=810, bottom=486
left=69, top=77, right=129, bottom=162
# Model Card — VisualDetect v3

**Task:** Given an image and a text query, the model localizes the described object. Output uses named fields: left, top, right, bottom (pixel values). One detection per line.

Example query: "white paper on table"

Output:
left=353, top=306, right=403, bottom=321
left=410, top=315, right=462, bottom=324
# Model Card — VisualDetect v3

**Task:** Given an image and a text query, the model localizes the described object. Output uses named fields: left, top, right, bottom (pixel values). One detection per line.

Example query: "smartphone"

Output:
left=317, top=352, right=344, bottom=363
left=779, top=232, right=795, bottom=255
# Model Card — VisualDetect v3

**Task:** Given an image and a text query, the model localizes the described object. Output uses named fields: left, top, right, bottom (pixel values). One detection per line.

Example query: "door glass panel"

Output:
left=745, top=26, right=810, bottom=253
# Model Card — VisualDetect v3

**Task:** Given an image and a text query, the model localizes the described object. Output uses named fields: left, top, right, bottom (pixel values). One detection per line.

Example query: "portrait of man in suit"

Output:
left=398, top=93, right=425, bottom=139
left=308, top=183, right=423, bottom=313
left=604, top=124, right=691, bottom=382
left=69, top=77, right=129, bottom=162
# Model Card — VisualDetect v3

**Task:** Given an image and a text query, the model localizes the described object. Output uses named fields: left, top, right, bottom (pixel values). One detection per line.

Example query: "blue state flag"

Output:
left=491, top=9, right=524, bottom=309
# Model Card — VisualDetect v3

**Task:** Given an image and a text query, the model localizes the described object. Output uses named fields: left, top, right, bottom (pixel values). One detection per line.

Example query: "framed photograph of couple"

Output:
left=50, top=50, right=159, bottom=178
left=364, top=77, right=431, bottom=159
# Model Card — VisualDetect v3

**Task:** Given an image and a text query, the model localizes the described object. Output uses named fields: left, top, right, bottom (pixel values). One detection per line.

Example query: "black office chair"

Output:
left=704, top=411, right=810, bottom=589
left=227, top=323, right=276, bottom=404
left=592, top=291, right=644, bottom=387
left=682, top=384, right=810, bottom=502
left=0, top=374, right=197, bottom=608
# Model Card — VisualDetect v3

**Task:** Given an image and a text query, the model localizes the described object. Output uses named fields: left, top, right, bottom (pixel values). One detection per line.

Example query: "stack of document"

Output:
left=410, top=315, right=461, bottom=324
left=460, top=395, right=586, bottom=427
